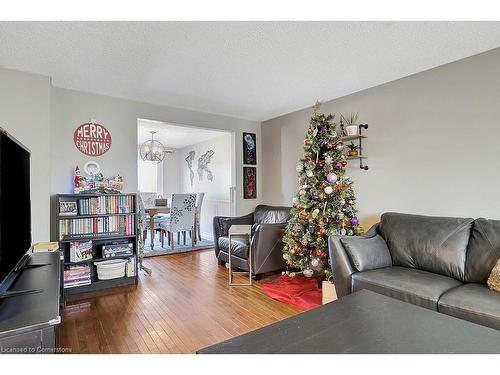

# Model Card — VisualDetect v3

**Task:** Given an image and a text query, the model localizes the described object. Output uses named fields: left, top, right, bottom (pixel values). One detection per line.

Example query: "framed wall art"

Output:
left=242, top=132, right=256, bottom=165
left=243, top=166, right=257, bottom=199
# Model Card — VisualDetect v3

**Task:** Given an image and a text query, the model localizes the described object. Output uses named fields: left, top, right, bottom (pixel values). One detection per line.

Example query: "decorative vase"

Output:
left=345, top=125, right=358, bottom=136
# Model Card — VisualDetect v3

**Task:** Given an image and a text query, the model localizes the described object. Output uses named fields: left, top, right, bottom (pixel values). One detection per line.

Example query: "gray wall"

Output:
left=0, top=69, right=51, bottom=241
left=262, top=47, right=500, bottom=229
left=50, top=87, right=261, bottom=217
left=0, top=66, right=261, bottom=244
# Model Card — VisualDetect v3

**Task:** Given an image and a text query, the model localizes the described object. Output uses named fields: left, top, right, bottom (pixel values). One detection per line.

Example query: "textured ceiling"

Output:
left=1, top=21, right=500, bottom=121
left=138, top=119, right=227, bottom=149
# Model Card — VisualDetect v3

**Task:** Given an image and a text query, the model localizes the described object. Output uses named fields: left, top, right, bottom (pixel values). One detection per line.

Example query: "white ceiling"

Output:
left=137, top=119, right=227, bottom=149
left=1, top=22, right=500, bottom=121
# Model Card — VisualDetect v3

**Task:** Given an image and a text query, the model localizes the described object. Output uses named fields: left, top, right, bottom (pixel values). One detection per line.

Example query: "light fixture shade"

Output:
left=140, top=131, right=166, bottom=163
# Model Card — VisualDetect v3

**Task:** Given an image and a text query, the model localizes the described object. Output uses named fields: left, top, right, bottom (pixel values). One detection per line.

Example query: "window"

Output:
left=138, top=158, right=163, bottom=195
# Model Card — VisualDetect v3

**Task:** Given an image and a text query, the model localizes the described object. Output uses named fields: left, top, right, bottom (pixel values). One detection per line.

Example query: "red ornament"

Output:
left=341, top=160, right=347, bottom=167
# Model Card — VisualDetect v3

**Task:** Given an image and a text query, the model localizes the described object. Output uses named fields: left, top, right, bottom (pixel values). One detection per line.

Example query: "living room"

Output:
left=1, top=1, right=499, bottom=373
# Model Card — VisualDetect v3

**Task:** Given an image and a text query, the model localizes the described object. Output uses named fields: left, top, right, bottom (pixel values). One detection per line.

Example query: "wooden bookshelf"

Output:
left=52, top=193, right=139, bottom=296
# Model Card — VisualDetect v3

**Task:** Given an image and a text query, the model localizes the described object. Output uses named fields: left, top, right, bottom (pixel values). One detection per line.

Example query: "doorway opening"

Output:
left=137, top=119, right=235, bottom=256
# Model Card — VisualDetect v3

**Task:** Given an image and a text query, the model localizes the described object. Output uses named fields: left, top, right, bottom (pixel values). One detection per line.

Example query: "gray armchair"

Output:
left=213, top=205, right=291, bottom=276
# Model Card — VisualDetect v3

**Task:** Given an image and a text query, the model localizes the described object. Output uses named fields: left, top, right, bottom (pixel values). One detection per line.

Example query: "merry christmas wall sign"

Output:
left=74, top=122, right=112, bottom=156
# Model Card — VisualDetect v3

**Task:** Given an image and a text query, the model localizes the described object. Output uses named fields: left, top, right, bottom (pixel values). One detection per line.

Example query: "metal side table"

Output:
left=228, top=225, right=252, bottom=286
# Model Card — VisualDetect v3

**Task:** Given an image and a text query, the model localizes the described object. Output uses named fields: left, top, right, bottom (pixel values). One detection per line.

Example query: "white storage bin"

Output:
left=95, top=259, right=127, bottom=280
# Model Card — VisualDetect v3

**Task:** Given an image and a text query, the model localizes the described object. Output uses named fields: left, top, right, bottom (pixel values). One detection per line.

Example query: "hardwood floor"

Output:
left=58, top=249, right=300, bottom=353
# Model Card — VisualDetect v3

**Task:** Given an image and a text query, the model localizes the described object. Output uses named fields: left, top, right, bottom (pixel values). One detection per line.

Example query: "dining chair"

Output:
left=159, top=193, right=197, bottom=249
left=194, top=192, right=205, bottom=242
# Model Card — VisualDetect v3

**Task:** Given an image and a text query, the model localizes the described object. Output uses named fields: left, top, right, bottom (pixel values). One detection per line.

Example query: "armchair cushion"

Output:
left=340, top=234, right=392, bottom=272
left=253, top=205, right=291, bottom=224
left=218, top=236, right=250, bottom=259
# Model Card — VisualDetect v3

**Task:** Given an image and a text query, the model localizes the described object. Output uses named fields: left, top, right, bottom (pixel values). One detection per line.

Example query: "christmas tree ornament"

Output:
left=296, top=164, right=303, bottom=172
left=351, top=217, right=359, bottom=226
left=326, top=172, right=338, bottom=183
left=335, top=162, right=343, bottom=169
left=308, top=224, right=316, bottom=234
left=311, top=208, right=320, bottom=219
left=325, top=155, right=333, bottom=164
left=324, top=186, right=333, bottom=194
left=306, top=170, right=314, bottom=177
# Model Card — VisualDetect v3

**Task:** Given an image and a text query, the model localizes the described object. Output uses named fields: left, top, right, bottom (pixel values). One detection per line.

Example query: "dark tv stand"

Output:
left=22, top=263, right=50, bottom=269
left=0, top=252, right=61, bottom=353
left=0, top=289, right=43, bottom=299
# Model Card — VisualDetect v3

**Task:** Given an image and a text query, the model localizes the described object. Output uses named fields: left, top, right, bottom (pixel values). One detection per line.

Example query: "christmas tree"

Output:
left=282, top=105, right=361, bottom=278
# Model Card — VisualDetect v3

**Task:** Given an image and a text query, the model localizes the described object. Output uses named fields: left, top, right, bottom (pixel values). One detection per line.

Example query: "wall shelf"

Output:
left=343, top=124, right=369, bottom=170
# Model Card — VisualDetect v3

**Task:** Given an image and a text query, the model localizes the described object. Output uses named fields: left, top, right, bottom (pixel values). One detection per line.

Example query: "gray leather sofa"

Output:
left=328, top=212, right=500, bottom=330
left=213, top=205, right=291, bottom=275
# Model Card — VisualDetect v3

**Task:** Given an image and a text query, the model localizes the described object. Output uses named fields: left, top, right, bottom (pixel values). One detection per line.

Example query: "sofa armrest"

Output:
left=213, top=213, right=254, bottom=256
left=250, top=223, right=287, bottom=274
left=328, top=223, right=379, bottom=298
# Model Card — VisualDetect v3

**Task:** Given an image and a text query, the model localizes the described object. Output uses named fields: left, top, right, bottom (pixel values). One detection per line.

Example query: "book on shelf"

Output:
left=77, top=195, right=135, bottom=215
left=69, top=241, right=93, bottom=262
left=59, top=201, right=78, bottom=216
left=59, top=214, right=135, bottom=239
left=64, top=264, right=91, bottom=288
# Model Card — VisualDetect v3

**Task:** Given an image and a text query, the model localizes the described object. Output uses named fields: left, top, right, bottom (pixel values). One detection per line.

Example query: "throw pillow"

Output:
left=340, top=234, right=392, bottom=272
left=487, top=259, right=500, bottom=292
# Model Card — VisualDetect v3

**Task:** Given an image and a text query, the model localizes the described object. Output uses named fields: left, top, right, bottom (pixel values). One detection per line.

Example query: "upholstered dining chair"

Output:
left=139, top=191, right=169, bottom=242
left=194, top=192, right=205, bottom=242
left=159, top=193, right=197, bottom=249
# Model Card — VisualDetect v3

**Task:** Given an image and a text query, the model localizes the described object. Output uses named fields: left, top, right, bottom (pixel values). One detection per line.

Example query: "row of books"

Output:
left=77, top=195, right=135, bottom=215
left=64, top=265, right=91, bottom=288
left=59, top=215, right=135, bottom=239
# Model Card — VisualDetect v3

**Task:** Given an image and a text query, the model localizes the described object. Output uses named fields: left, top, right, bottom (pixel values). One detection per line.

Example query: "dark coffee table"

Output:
left=198, top=289, right=500, bottom=354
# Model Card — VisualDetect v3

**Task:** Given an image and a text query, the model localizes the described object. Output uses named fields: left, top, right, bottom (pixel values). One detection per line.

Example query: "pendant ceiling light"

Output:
left=139, top=131, right=173, bottom=163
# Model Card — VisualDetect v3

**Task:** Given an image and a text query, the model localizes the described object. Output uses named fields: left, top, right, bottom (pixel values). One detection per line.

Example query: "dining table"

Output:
left=146, top=206, right=171, bottom=249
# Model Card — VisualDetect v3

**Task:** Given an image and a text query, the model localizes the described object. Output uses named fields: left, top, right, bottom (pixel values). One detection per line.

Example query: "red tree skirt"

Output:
left=261, top=274, right=322, bottom=311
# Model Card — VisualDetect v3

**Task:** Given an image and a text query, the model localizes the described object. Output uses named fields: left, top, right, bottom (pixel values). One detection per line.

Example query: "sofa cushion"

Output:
left=379, top=212, right=473, bottom=281
left=351, top=266, right=462, bottom=310
left=438, top=283, right=500, bottom=330
left=253, top=205, right=290, bottom=224
left=218, top=236, right=250, bottom=259
left=341, top=234, right=392, bottom=272
left=465, top=218, right=500, bottom=283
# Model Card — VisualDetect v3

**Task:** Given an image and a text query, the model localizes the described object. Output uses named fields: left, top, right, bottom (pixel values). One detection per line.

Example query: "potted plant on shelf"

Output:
left=347, top=142, right=359, bottom=157
left=341, top=113, right=359, bottom=136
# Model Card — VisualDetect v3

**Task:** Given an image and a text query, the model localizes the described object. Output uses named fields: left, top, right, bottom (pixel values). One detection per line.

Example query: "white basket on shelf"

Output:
left=95, top=259, right=127, bottom=280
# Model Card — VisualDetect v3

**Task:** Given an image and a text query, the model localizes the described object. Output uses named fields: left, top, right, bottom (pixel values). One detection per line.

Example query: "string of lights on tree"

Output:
left=282, top=103, right=362, bottom=278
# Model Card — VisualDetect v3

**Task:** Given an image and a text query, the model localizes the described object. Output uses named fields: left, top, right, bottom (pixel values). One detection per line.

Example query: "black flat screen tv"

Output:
left=0, top=128, right=32, bottom=294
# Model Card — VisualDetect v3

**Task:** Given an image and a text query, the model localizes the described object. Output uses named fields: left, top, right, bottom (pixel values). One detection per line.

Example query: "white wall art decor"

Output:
left=198, top=150, right=215, bottom=182
left=185, top=150, right=195, bottom=186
